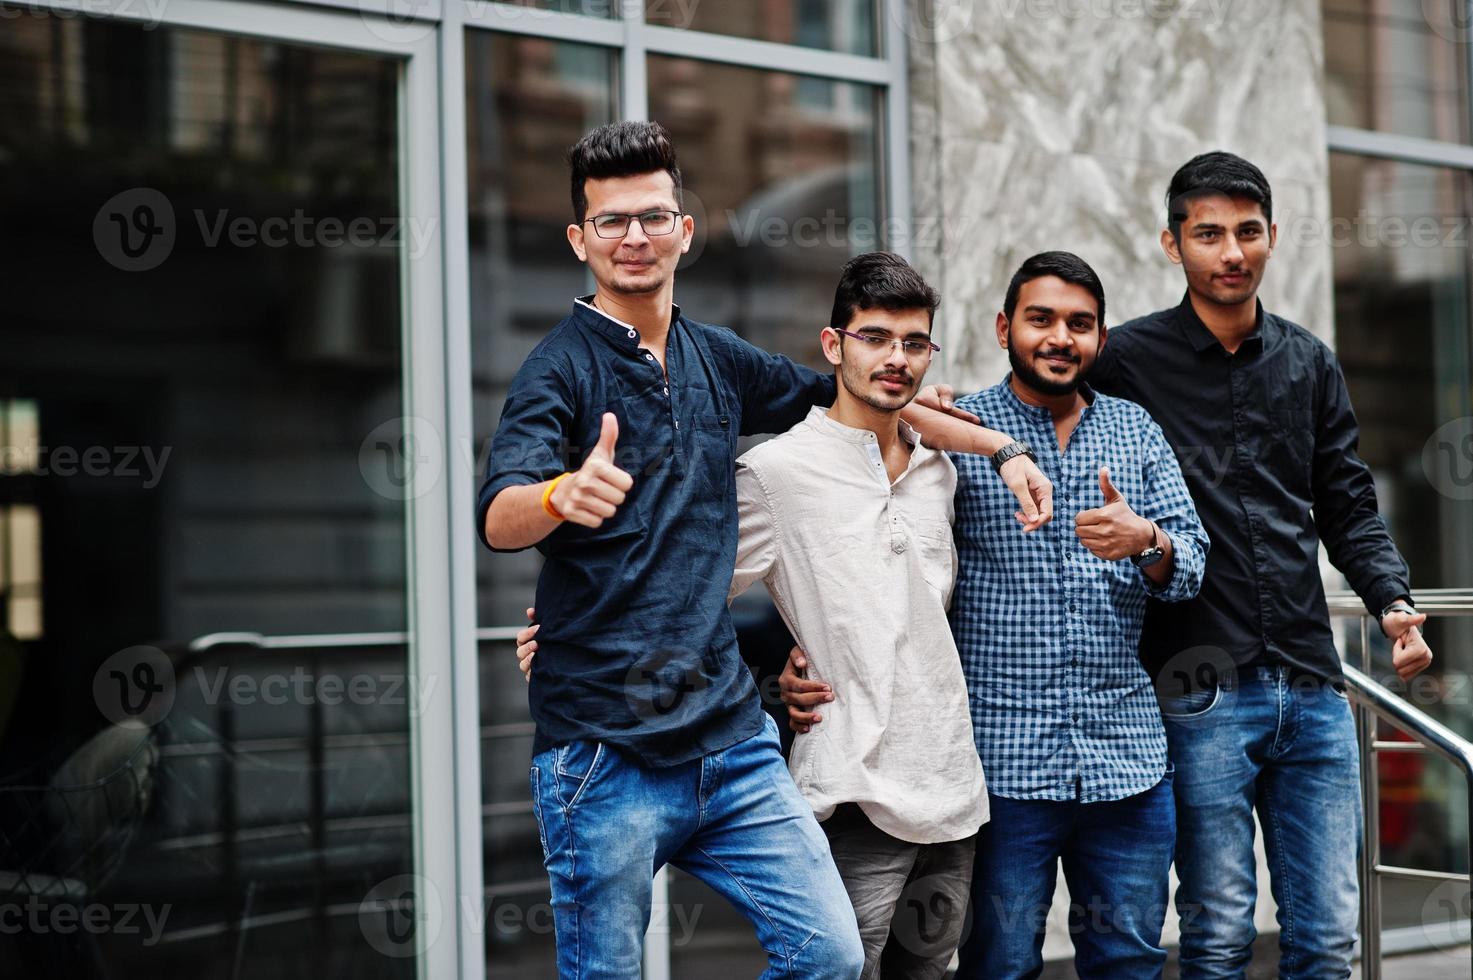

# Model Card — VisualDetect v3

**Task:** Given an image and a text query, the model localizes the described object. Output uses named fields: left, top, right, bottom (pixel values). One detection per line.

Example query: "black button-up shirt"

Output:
left=1091, top=295, right=1410, bottom=684
left=478, top=298, right=834, bottom=766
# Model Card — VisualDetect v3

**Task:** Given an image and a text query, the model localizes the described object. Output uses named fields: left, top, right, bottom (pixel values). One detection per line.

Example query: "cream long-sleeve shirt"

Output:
left=730, top=406, right=988, bottom=845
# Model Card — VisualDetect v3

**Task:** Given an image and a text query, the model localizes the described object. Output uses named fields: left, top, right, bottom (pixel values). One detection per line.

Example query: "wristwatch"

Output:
left=1130, top=521, right=1165, bottom=568
left=1379, top=598, right=1416, bottom=620
left=990, top=440, right=1036, bottom=474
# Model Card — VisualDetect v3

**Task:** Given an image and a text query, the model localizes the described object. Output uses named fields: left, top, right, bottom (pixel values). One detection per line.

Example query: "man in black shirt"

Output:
left=1086, top=152, right=1433, bottom=978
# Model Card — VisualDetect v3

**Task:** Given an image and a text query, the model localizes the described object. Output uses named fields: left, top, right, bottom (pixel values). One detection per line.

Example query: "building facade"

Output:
left=0, top=1, right=1469, bottom=977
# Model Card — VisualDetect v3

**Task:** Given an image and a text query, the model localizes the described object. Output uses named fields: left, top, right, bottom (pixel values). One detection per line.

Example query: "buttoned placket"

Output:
left=1224, top=345, right=1274, bottom=654
left=861, top=431, right=914, bottom=556
left=1011, top=394, right=1095, bottom=793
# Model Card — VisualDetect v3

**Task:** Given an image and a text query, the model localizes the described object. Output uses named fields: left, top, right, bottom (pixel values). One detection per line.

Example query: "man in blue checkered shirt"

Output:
left=785, top=252, right=1209, bottom=979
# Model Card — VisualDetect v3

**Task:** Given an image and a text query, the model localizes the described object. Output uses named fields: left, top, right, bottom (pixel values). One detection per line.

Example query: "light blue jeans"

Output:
left=1161, top=665, right=1362, bottom=979
left=529, top=712, right=864, bottom=979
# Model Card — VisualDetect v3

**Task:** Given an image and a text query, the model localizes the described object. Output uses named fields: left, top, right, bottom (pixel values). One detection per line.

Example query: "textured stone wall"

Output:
left=906, top=0, right=1334, bottom=393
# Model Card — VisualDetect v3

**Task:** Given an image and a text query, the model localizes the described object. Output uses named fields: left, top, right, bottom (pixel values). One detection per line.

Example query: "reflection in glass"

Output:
left=648, top=55, right=882, bottom=374
left=645, top=0, right=878, bottom=56
left=1328, top=152, right=1473, bottom=928
left=465, top=30, right=616, bottom=977
left=0, top=18, right=414, bottom=977
left=1323, top=0, right=1469, bottom=143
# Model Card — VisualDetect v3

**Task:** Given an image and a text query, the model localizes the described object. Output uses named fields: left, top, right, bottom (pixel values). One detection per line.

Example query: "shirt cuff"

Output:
left=1139, top=528, right=1181, bottom=599
left=477, top=474, right=539, bottom=551
left=1363, top=577, right=1412, bottom=620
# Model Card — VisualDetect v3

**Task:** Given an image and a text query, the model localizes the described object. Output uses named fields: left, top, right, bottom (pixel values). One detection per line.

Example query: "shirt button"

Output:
left=894, top=541, right=907, bottom=554
left=663, top=386, right=669, bottom=395
left=645, top=353, right=655, bottom=361
left=626, top=329, right=637, bottom=339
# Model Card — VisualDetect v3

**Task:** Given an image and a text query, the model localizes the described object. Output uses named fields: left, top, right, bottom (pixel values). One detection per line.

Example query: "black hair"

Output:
left=569, top=120, right=683, bottom=224
left=1002, top=251, right=1106, bottom=327
left=1165, top=151, right=1272, bottom=239
left=829, top=251, right=940, bottom=332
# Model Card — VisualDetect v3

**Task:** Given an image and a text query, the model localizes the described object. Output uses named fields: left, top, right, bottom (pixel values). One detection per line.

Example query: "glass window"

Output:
left=484, top=0, right=616, bottom=15
left=0, top=17, right=417, bottom=975
left=1323, top=0, right=1470, bottom=143
left=647, top=55, right=883, bottom=371
left=464, top=30, right=617, bottom=976
left=1328, top=151, right=1473, bottom=929
left=647, top=0, right=878, bottom=57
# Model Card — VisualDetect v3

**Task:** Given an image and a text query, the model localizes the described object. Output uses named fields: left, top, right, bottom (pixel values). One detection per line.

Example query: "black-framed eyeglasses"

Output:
left=584, top=209, right=683, bottom=239
left=832, top=328, right=940, bottom=359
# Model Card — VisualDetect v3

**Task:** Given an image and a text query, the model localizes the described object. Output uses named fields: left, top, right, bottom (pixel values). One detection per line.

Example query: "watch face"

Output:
left=1134, top=548, right=1164, bottom=568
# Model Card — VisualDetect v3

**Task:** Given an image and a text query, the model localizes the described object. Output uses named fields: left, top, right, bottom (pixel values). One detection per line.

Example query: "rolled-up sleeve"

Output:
left=1139, top=417, right=1209, bottom=602
left=477, top=356, right=575, bottom=551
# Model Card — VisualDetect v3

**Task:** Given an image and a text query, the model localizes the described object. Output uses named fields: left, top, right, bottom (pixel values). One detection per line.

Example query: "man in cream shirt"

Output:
left=725, top=252, right=989, bottom=978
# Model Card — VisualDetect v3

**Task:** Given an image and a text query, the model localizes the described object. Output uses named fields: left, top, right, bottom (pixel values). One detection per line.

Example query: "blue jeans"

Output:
left=1162, top=665, right=1361, bottom=979
left=529, top=712, right=864, bottom=979
left=953, top=774, right=1176, bottom=980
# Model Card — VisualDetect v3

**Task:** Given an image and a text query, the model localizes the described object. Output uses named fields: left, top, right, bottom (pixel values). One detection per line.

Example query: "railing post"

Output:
left=1357, top=615, right=1382, bottom=979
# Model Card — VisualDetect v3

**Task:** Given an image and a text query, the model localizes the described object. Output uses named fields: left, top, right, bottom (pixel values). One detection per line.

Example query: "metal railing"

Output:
left=1328, top=590, right=1473, bottom=978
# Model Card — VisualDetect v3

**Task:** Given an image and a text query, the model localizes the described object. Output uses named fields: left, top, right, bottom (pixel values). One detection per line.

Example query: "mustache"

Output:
left=871, top=370, right=914, bottom=384
left=1036, top=349, right=1080, bottom=363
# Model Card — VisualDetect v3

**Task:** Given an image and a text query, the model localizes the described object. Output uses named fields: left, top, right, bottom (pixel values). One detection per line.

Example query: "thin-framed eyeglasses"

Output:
left=832, top=328, right=941, bottom=359
left=584, top=209, right=684, bottom=239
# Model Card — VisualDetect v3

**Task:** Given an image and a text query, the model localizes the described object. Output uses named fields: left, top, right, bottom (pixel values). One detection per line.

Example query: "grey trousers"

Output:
left=820, top=803, right=978, bottom=980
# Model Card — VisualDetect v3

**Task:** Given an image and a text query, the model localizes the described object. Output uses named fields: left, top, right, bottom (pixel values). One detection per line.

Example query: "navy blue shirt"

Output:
left=478, top=299, right=835, bottom=766
left=1092, top=295, right=1411, bottom=686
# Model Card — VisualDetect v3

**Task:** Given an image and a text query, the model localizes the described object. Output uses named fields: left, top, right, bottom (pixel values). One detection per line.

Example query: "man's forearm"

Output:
left=485, top=482, right=563, bottom=551
left=899, top=402, right=1010, bottom=455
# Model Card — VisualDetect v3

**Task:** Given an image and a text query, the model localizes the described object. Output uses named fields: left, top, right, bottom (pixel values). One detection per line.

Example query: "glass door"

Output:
left=0, top=3, right=455, bottom=977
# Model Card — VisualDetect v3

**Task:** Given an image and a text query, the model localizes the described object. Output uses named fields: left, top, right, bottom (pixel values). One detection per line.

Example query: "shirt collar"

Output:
left=1173, top=291, right=1265, bottom=355
left=804, top=405, right=929, bottom=452
left=995, top=374, right=1097, bottom=419
left=572, top=295, right=681, bottom=350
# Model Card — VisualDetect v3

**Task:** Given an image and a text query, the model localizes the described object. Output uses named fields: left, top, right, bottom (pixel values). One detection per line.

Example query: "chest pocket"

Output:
left=914, top=518, right=957, bottom=608
left=695, top=413, right=737, bottom=496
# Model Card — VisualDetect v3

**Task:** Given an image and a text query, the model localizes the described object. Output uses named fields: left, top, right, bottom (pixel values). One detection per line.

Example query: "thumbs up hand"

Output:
left=1074, top=465, right=1156, bottom=561
left=550, top=412, right=634, bottom=528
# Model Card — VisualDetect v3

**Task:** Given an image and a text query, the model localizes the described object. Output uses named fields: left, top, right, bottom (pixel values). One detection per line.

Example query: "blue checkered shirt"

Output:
left=949, top=379, right=1209, bottom=802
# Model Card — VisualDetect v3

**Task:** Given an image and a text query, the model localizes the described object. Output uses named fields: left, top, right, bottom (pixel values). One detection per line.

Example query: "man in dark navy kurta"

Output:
left=480, top=295, right=834, bottom=764
left=479, top=122, right=865, bottom=979
left=479, top=122, right=867, bottom=979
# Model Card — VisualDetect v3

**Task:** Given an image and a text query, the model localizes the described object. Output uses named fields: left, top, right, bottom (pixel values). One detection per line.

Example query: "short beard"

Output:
left=839, top=356, right=913, bottom=413
left=1008, top=343, right=1087, bottom=397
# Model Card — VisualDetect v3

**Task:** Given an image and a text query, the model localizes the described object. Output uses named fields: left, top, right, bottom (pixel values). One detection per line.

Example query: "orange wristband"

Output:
left=541, top=473, right=571, bottom=521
